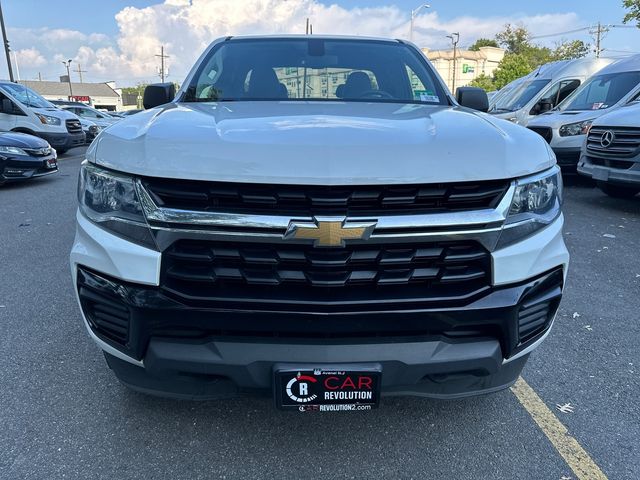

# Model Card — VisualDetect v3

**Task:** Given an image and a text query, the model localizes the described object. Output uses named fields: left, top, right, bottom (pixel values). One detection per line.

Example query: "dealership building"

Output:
left=18, top=80, right=123, bottom=111
left=423, top=46, right=505, bottom=92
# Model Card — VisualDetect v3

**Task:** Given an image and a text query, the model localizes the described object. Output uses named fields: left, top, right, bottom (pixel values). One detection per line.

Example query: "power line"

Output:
left=530, top=26, right=591, bottom=40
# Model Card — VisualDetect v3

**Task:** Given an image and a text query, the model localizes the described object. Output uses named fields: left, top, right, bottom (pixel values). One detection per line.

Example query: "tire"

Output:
left=56, top=149, right=67, bottom=155
left=598, top=182, right=640, bottom=199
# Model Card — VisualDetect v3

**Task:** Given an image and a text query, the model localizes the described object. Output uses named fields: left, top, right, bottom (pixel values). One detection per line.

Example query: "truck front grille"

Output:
left=161, top=239, right=492, bottom=311
left=587, top=127, right=640, bottom=158
left=65, top=119, right=83, bottom=134
left=142, top=178, right=510, bottom=216
left=528, top=126, right=552, bottom=144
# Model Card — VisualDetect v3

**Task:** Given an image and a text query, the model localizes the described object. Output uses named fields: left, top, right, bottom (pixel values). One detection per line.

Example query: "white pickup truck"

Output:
left=71, top=35, right=569, bottom=409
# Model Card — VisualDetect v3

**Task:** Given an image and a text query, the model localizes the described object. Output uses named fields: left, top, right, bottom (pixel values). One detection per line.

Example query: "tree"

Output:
left=551, top=39, right=590, bottom=60
left=495, top=23, right=531, bottom=54
left=493, top=53, right=532, bottom=89
left=469, top=38, right=499, bottom=51
left=469, top=74, right=496, bottom=92
left=623, top=0, right=640, bottom=26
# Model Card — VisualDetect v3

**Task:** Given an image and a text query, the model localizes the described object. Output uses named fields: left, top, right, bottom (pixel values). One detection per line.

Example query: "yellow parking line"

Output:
left=510, top=377, right=607, bottom=480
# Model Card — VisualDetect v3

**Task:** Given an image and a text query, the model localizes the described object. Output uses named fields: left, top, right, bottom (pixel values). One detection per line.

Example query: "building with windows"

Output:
left=423, top=46, right=505, bottom=92
left=18, top=80, right=122, bottom=111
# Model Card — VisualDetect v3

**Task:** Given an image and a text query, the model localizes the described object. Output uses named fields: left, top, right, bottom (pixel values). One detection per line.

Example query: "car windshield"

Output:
left=182, top=38, right=447, bottom=105
left=561, top=71, right=640, bottom=111
left=491, top=79, right=550, bottom=112
left=1, top=83, right=53, bottom=108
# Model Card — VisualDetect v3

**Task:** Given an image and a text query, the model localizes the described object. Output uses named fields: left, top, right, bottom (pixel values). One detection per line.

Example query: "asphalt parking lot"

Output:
left=1, top=147, right=638, bottom=480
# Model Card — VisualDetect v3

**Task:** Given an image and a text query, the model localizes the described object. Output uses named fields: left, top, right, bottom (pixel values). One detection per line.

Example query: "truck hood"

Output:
left=32, top=106, right=79, bottom=121
left=91, top=101, right=554, bottom=185
left=590, top=102, right=640, bottom=127
left=528, top=109, right=609, bottom=128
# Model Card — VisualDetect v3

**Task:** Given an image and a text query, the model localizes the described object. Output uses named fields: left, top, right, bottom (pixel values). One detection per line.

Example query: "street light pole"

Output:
left=409, top=4, right=431, bottom=42
left=62, top=59, right=73, bottom=98
left=446, top=32, right=460, bottom=92
left=0, top=0, right=14, bottom=82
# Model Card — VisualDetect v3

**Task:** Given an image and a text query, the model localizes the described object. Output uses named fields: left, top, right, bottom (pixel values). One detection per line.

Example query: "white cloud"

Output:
left=5, top=0, right=587, bottom=85
left=15, top=48, right=46, bottom=67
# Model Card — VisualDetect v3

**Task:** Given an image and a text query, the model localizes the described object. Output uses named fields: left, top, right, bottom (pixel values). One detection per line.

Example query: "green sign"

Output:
left=462, top=64, right=475, bottom=74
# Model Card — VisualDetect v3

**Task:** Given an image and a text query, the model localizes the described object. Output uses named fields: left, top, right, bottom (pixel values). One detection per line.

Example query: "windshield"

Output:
left=1, top=83, right=54, bottom=108
left=183, top=38, right=447, bottom=105
left=492, top=79, right=550, bottom=112
left=561, top=71, right=640, bottom=111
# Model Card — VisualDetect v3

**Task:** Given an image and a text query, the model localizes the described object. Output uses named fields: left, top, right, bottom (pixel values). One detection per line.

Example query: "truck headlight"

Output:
left=496, top=166, right=563, bottom=248
left=78, top=162, right=156, bottom=249
left=559, top=119, right=593, bottom=137
left=35, top=113, right=62, bottom=126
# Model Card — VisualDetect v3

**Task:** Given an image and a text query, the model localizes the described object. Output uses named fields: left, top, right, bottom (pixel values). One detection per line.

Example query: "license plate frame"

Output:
left=274, top=364, right=381, bottom=412
left=592, top=166, right=609, bottom=181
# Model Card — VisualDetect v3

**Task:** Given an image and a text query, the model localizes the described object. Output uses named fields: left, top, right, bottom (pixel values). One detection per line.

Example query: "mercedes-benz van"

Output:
left=490, top=57, right=615, bottom=127
left=528, top=54, right=640, bottom=171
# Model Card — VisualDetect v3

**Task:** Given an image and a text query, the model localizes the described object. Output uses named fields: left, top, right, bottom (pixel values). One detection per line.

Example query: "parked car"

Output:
left=50, top=101, right=118, bottom=129
left=119, top=109, right=143, bottom=116
left=0, top=131, right=57, bottom=185
left=77, top=117, right=102, bottom=143
left=0, top=82, right=84, bottom=154
left=71, top=35, right=569, bottom=407
left=577, top=101, right=640, bottom=198
left=490, top=57, right=616, bottom=127
left=528, top=54, right=640, bottom=172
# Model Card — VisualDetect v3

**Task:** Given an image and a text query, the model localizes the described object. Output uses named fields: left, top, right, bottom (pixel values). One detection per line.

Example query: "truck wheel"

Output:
left=598, top=183, right=639, bottom=199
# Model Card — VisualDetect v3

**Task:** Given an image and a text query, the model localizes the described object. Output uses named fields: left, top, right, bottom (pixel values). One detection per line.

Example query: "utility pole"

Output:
left=37, top=72, right=42, bottom=81
left=156, top=46, right=169, bottom=82
left=446, top=32, right=460, bottom=92
left=12, top=50, right=19, bottom=80
left=0, top=0, right=14, bottom=82
left=305, top=18, right=309, bottom=34
left=62, top=59, right=73, bottom=97
left=75, top=63, right=87, bottom=83
left=590, top=22, right=609, bottom=58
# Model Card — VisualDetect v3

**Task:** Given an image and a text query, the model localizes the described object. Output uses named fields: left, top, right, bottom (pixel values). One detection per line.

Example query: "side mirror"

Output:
left=536, top=98, right=553, bottom=114
left=456, top=87, right=489, bottom=112
left=143, top=83, right=176, bottom=109
left=1, top=98, right=14, bottom=113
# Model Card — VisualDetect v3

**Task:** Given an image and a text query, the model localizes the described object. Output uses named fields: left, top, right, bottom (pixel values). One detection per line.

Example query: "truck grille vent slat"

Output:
left=517, top=271, right=563, bottom=343
left=142, top=179, right=510, bottom=216
left=161, top=240, right=492, bottom=310
left=79, top=287, right=130, bottom=345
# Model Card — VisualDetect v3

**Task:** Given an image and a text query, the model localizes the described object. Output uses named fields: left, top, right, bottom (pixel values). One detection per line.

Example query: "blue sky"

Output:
left=2, top=0, right=638, bottom=85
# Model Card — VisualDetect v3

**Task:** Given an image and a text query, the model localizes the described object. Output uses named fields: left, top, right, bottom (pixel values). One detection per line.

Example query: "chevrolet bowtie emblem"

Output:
left=285, top=217, right=377, bottom=247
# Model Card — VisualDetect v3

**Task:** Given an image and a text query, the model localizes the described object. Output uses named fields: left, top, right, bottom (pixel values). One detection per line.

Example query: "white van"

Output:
left=0, top=81, right=85, bottom=154
left=528, top=54, right=640, bottom=172
left=490, top=57, right=616, bottom=126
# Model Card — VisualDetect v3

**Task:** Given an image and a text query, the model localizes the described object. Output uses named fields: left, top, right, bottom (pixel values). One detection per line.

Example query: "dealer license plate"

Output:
left=274, top=365, right=381, bottom=412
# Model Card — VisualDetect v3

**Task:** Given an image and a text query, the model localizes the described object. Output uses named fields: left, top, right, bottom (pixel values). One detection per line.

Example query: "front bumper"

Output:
left=71, top=209, right=569, bottom=399
left=578, top=154, right=640, bottom=186
left=37, top=131, right=85, bottom=150
left=0, top=154, right=58, bottom=183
